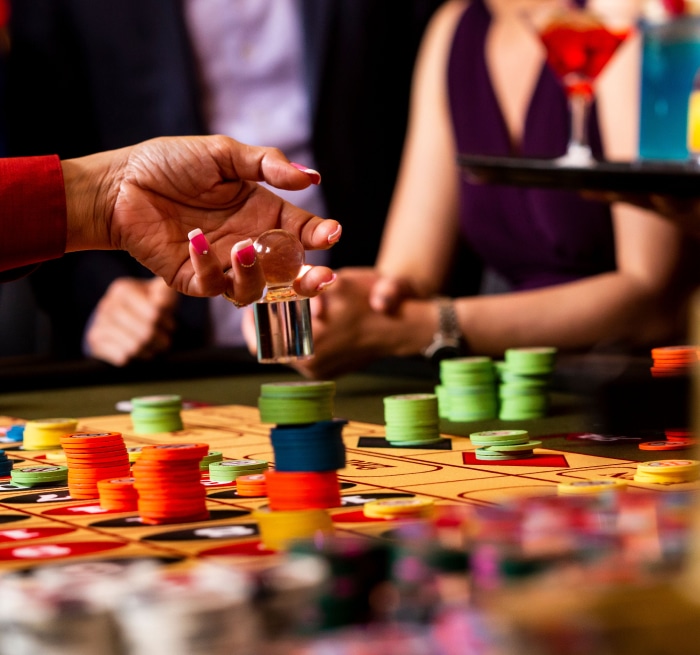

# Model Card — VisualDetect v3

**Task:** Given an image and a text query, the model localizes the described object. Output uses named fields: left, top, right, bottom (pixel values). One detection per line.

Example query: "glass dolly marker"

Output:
left=252, top=229, right=314, bottom=363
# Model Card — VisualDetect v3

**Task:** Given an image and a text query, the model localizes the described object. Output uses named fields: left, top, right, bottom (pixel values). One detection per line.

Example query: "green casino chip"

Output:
left=200, top=451, right=224, bottom=470
left=209, top=459, right=268, bottom=481
left=259, top=380, right=336, bottom=398
left=470, top=429, right=529, bottom=445
left=131, top=394, right=183, bottom=409
left=258, top=396, right=334, bottom=425
left=11, top=465, right=69, bottom=486
left=474, top=448, right=524, bottom=461
left=503, top=347, right=557, bottom=375
left=384, top=394, right=441, bottom=445
left=481, top=440, right=542, bottom=452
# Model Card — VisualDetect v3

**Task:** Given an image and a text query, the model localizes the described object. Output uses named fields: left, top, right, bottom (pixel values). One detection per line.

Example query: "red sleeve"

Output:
left=0, top=155, right=67, bottom=276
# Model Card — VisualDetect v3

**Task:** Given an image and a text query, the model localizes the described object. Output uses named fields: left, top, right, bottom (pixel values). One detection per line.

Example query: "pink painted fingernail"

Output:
left=233, top=239, right=256, bottom=268
left=316, top=273, right=337, bottom=292
left=291, top=162, right=321, bottom=185
left=188, top=228, right=209, bottom=255
left=327, top=225, right=342, bottom=245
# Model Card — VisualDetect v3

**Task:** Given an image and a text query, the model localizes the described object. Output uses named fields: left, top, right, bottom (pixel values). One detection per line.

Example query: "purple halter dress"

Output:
left=448, top=0, right=616, bottom=291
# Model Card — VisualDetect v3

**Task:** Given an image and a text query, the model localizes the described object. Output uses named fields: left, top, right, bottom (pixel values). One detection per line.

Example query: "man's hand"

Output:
left=85, top=277, right=177, bottom=366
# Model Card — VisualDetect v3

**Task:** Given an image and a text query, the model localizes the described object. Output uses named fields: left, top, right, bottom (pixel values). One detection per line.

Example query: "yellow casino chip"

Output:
left=558, top=478, right=627, bottom=495
left=637, top=460, right=700, bottom=475
left=22, top=418, right=79, bottom=450
left=362, top=497, right=435, bottom=519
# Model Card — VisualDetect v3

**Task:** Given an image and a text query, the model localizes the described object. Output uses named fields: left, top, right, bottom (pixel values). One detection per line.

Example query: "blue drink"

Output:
left=639, top=16, right=700, bottom=161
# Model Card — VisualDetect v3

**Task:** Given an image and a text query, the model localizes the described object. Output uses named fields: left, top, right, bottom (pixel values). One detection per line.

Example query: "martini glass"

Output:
left=524, top=0, right=639, bottom=166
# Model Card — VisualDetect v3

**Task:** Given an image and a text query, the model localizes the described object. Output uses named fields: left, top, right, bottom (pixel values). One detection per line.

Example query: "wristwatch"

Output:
left=422, top=297, right=465, bottom=362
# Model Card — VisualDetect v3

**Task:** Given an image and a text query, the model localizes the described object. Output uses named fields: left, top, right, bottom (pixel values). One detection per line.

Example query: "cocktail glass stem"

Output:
left=560, top=90, right=594, bottom=165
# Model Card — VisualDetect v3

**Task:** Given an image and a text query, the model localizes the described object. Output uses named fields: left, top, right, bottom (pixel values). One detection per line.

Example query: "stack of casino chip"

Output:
left=97, top=477, right=139, bottom=511
left=650, top=345, right=700, bottom=377
left=267, top=419, right=346, bottom=514
left=497, top=347, right=557, bottom=421
left=132, top=443, right=210, bottom=525
left=258, top=381, right=344, bottom=546
left=287, top=535, right=394, bottom=630
left=209, top=458, right=268, bottom=482
left=633, top=459, right=700, bottom=485
left=10, top=464, right=68, bottom=487
left=383, top=393, right=442, bottom=446
left=130, top=394, right=184, bottom=434
left=435, top=357, right=497, bottom=421
left=258, top=381, right=335, bottom=425
left=470, top=429, right=541, bottom=461
left=60, top=431, right=131, bottom=500
left=235, top=473, right=268, bottom=497
left=200, top=450, right=224, bottom=471
left=22, top=417, right=79, bottom=450
left=0, top=450, right=13, bottom=477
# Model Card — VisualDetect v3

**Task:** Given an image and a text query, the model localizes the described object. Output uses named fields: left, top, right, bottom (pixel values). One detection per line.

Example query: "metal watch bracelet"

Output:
left=422, top=297, right=465, bottom=360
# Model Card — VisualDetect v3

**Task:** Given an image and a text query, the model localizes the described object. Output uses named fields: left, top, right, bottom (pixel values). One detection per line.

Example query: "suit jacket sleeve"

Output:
left=0, top=155, right=66, bottom=279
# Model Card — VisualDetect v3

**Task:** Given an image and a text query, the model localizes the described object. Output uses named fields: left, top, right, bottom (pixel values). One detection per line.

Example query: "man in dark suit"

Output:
left=6, top=0, right=464, bottom=365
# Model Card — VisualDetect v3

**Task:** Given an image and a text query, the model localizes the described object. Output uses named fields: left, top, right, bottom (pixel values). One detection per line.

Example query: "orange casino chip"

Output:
left=65, top=456, right=130, bottom=468
left=651, top=345, right=700, bottom=361
left=265, top=470, right=341, bottom=510
left=60, top=431, right=125, bottom=447
left=235, top=474, right=268, bottom=497
left=97, top=477, right=139, bottom=511
left=67, top=464, right=131, bottom=480
left=138, top=443, right=210, bottom=461
left=650, top=345, right=700, bottom=377
left=97, top=477, right=137, bottom=495
left=665, top=428, right=695, bottom=440
left=639, top=440, right=696, bottom=451
left=100, top=499, right=138, bottom=512
left=133, top=443, right=209, bottom=525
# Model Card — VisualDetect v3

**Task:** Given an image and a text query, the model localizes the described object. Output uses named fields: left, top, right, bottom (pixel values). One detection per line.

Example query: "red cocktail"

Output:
left=540, top=16, right=631, bottom=98
left=525, top=1, right=638, bottom=164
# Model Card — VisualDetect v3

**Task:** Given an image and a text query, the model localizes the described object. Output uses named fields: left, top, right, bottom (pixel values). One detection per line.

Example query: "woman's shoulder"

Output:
left=419, top=0, right=471, bottom=63
left=428, top=0, right=471, bottom=35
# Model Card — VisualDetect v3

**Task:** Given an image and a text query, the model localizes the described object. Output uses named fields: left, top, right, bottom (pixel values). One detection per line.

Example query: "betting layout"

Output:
left=0, top=378, right=696, bottom=573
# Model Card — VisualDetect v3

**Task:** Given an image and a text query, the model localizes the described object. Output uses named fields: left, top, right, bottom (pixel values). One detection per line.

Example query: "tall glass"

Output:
left=639, top=13, right=700, bottom=161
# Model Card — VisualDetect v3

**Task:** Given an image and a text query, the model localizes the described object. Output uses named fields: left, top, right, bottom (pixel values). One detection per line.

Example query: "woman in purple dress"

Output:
left=259, top=0, right=698, bottom=380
